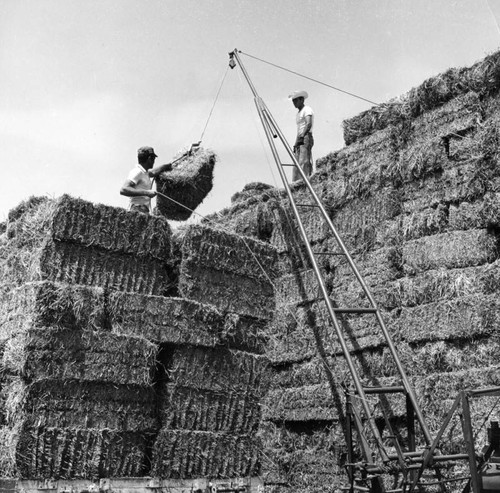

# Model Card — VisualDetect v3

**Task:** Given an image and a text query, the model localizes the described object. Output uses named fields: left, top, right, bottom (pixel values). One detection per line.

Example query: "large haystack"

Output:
left=207, top=49, right=500, bottom=492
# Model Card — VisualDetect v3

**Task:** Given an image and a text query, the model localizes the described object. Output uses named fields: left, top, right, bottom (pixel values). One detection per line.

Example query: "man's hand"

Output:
left=145, top=190, right=157, bottom=198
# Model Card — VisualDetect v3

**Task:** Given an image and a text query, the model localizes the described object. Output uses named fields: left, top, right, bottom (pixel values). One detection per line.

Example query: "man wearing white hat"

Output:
left=289, top=90, right=314, bottom=181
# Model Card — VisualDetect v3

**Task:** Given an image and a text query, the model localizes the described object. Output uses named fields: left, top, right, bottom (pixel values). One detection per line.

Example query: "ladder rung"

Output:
left=360, top=386, right=406, bottom=395
left=417, top=476, right=471, bottom=485
left=333, top=307, right=377, bottom=314
left=388, top=451, right=424, bottom=459
left=281, top=163, right=295, bottom=167
left=296, top=203, right=320, bottom=207
left=413, top=453, right=470, bottom=463
left=343, top=487, right=369, bottom=493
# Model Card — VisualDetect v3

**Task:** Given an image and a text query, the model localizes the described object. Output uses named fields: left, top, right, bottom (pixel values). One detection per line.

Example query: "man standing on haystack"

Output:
left=289, top=90, right=314, bottom=182
left=120, top=146, right=173, bottom=214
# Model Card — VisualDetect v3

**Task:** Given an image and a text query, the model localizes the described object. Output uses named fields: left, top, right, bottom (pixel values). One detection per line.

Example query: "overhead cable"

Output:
left=239, top=50, right=380, bottom=106
left=199, top=64, right=230, bottom=142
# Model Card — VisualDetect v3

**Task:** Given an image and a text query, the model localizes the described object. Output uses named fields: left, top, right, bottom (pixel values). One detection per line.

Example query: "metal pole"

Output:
left=461, top=392, right=480, bottom=493
left=233, top=51, right=389, bottom=459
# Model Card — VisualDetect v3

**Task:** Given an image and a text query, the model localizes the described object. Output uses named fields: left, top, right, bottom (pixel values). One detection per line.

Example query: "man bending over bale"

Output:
left=120, top=146, right=173, bottom=214
left=289, top=90, right=314, bottom=182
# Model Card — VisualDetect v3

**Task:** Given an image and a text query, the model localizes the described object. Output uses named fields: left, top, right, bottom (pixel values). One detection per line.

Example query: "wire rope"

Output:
left=238, top=50, right=380, bottom=106
left=199, top=64, right=230, bottom=143
left=234, top=65, right=282, bottom=189
left=485, top=0, right=500, bottom=39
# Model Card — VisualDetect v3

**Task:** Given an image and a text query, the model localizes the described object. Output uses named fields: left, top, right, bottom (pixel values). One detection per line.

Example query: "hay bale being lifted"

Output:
left=156, top=148, right=216, bottom=221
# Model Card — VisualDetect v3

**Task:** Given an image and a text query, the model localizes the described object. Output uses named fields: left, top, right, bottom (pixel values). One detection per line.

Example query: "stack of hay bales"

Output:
left=207, top=50, right=500, bottom=492
left=0, top=196, right=175, bottom=478
left=149, top=224, right=279, bottom=479
left=0, top=196, right=280, bottom=483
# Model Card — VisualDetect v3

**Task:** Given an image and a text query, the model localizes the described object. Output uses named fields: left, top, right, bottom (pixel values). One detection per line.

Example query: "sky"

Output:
left=2, top=0, right=500, bottom=223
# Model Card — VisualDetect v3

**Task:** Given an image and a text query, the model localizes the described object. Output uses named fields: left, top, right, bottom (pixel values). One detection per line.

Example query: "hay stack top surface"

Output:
left=2, top=194, right=173, bottom=261
left=342, top=49, right=500, bottom=145
left=156, top=148, right=216, bottom=221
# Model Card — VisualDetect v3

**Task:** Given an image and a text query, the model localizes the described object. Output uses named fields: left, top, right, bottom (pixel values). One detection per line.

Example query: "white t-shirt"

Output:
left=296, top=105, right=314, bottom=136
left=127, top=165, right=152, bottom=208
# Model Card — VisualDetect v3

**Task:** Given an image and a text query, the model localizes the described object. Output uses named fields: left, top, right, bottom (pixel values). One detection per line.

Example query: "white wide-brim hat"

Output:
left=288, top=90, right=308, bottom=100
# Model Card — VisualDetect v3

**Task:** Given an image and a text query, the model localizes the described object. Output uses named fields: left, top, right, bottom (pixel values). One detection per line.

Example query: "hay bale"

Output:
left=156, top=149, right=216, bottom=221
left=166, top=346, right=269, bottom=395
left=203, top=190, right=283, bottom=246
left=392, top=137, right=447, bottom=184
left=266, top=304, right=321, bottom=364
left=1, top=239, right=170, bottom=294
left=275, top=269, right=323, bottom=308
left=0, top=423, right=152, bottom=479
left=151, top=429, right=260, bottom=479
left=51, top=195, right=172, bottom=260
left=400, top=160, right=490, bottom=213
left=220, top=313, right=268, bottom=354
left=327, top=245, right=403, bottom=292
left=395, top=293, right=500, bottom=343
left=388, top=261, right=500, bottom=307
left=262, top=384, right=338, bottom=422
left=7, top=195, right=172, bottom=260
left=409, top=91, right=481, bottom=144
left=342, top=99, right=406, bottom=147
left=230, top=182, right=275, bottom=204
left=269, top=358, right=330, bottom=390
left=158, top=384, right=261, bottom=434
left=0, top=282, right=106, bottom=340
left=178, top=225, right=278, bottom=319
left=268, top=351, right=399, bottom=391
left=402, top=228, right=498, bottom=275
left=0, top=198, right=174, bottom=294
left=108, top=292, right=223, bottom=347
left=2, top=327, right=157, bottom=386
left=2, top=378, right=157, bottom=431
left=401, top=204, right=448, bottom=241
left=447, top=193, right=500, bottom=231
left=396, top=339, right=500, bottom=377
left=180, top=224, right=278, bottom=281
left=328, top=188, right=402, bottom=245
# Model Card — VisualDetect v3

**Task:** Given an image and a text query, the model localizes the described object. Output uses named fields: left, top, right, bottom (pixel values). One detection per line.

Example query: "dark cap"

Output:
left=137, top=146, right=158, bottom=158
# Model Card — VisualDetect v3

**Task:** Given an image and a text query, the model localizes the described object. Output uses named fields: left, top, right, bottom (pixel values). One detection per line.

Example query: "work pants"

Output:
left=130, top=203, right=151, bottom=214
left=293, top=133, right=314, bottom=182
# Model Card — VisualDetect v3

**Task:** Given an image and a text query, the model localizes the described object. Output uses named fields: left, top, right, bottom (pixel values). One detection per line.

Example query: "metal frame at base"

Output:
left=0, top=478, right=263, bottom=493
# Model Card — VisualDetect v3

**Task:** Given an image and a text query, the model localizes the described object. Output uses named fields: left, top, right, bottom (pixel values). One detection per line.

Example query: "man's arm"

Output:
left=120, top=179, right=156, bottom=198
left=149, top=162, right=173, bottom=179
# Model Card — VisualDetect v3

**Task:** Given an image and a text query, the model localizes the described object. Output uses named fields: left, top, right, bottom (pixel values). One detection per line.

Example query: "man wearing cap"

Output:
left=120, top=146, right=173, bottom=214
left=289, top=90, right=314, bottom=181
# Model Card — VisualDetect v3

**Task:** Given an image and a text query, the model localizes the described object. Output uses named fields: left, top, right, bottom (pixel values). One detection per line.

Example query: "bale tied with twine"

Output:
left=0, top=196, right=174, bottom=294
left=156, top=149, right=217, bottom=221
